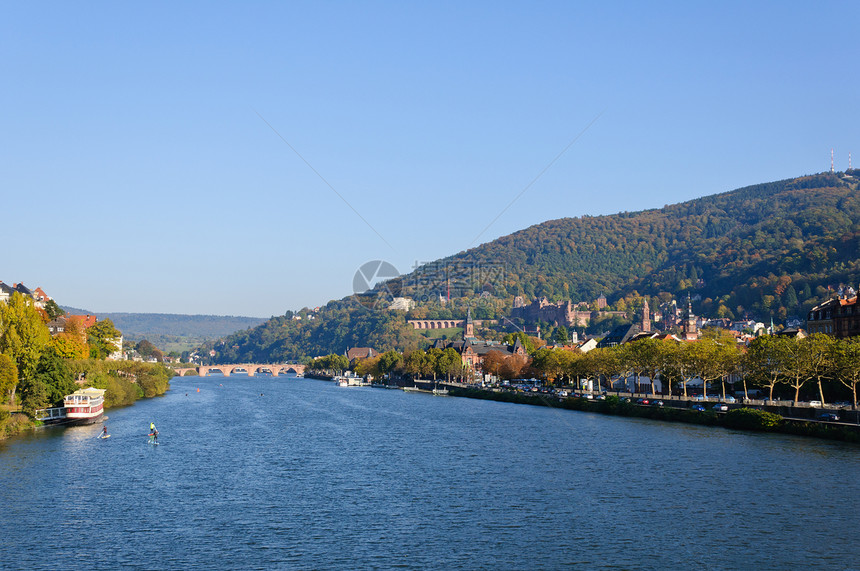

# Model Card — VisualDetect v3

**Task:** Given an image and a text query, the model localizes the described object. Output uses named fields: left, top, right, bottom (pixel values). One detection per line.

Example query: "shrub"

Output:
left=724, top=407, right=783, bottom=431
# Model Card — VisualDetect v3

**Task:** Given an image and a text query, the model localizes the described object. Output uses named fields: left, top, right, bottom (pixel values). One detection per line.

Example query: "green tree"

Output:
left=18, top=372, right=48, bottom=414
left=44, top=299, right=64, bottom=320
left=782, top=336, right=814, bottom=402
left=502, top=332, right=537, bottom=354
left=354, top=355, right=380, bottom=378
left=401, top=350, right=426, bottom=379
left=591, top=347, right=622, bottom=392
left=33, top=346, right=76, bottom=407
left=804, top=334, right=835, bottom=405
left=0, top=292, right=51, bottom=401
left=437, top=348, right=463, bottom=381
left=627, top=339, right=662, bottom=395
left=831, top=337, right=860, bottom=408
left=686, top=336, right=736, bottom=398
left=744, top=335, right=788, bottom=400
left=136, top=339, right=164, bottom=363
left=784, top=286, right=799, bottom=310
left=0, top=353, right=19, bottom=405
left=424, top=348, right=442, bottom=380
left=87, top=319, right=122, bottom=359
left=651, top=341, right=681, bottom=397
left=377, top=351, right=403, bottom=375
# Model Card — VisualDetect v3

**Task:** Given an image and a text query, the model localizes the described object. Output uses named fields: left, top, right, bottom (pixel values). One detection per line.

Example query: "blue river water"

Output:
left=1, top=375, right=858, bottom=570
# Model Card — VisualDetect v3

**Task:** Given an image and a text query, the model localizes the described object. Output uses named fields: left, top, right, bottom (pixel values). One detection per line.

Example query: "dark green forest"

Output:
left=201, top=171, right=860, bottom=363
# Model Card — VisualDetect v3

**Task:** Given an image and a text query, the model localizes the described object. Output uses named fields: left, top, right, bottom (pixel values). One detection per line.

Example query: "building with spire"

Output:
left=641, top=298, right=651, bottom=333
left=682, top=294, right=698, bottom=341
left=464, top=307, right=475, bottom=339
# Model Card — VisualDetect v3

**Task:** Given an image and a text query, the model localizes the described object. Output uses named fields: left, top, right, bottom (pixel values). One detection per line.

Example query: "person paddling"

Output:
left=102, top=426, right=108, bottom=438
left=149, top=422, right=158, bottom=444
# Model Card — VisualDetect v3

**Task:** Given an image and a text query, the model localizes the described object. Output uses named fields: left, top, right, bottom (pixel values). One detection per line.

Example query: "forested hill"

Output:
left=202, top=170, right=860, bottom=363
left=402, top=171, right=860, bottom=319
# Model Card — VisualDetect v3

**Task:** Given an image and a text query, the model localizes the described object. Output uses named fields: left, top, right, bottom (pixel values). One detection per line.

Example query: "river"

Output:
left=1, top=375, right=858, bottom=570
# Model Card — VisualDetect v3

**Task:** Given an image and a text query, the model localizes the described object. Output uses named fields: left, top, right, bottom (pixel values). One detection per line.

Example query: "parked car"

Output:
left=723, top=396, right=737, bottom=403
left=818, top=413, right=840, bottom=421
left=808, top=400, right=823, bottom=407
left=712, top=403, right=728, bottom=412
left=652, top=400, right=664, bottom=407
left=691, top=404, right=706, bottom=412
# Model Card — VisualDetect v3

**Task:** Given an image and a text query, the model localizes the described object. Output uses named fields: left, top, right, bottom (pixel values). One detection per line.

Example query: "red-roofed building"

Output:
left=32, top=287, right=50, bottom=301
left=346, top=347, right=378, bottom=364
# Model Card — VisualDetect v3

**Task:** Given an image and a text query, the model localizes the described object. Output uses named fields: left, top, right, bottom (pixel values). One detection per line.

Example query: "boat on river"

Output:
left=35, top=387, right=106, bottom=426
left=63, top=388, right=106, bottom=425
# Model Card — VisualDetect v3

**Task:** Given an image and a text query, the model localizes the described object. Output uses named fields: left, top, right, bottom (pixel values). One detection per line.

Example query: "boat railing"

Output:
left=34, top=407, right=67, bottom=421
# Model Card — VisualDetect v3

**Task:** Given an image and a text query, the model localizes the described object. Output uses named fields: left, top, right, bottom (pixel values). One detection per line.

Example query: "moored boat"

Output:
left=63, top=387, right=106, bottom=425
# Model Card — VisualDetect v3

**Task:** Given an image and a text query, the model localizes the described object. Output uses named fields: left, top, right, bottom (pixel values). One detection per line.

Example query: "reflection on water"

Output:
left=1, top=375, right=858, bottom=570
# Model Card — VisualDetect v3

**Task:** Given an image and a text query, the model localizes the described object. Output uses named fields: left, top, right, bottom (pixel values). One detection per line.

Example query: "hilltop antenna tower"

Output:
left=831, top=148, right=835, bottom=173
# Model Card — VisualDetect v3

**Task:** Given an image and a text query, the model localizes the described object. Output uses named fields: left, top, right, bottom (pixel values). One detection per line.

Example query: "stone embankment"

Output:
left=445, top=386, right=860, bottom=443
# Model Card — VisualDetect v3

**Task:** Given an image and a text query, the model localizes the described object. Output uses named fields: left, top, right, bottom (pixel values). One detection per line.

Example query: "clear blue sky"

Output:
left=3, top=2, right=858, bottom=317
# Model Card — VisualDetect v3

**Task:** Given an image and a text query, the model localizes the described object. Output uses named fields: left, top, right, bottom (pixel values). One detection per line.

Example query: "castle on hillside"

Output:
left=510, top=295, right=624, bottom=327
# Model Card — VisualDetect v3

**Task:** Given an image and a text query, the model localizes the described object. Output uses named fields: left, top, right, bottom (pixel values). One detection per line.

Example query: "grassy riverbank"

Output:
left=449, top=388, right=860, bottom=443
left=0, top=409, right=38, bottom=439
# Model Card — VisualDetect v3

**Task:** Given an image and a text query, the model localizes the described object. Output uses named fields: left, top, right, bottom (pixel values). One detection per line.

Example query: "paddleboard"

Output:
left=98, top=435, right=111, bottom=439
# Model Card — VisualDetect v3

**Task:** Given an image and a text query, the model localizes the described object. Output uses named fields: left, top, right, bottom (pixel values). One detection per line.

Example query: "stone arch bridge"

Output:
left=172, top=364, right=305, bottom=377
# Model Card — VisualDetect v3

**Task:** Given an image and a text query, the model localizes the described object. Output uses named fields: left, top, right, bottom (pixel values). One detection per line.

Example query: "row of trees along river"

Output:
left=308, top=329, right=860, bottom=406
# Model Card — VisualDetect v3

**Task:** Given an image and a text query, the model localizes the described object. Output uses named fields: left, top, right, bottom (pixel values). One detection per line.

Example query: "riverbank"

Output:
left=448, top=388, right=860, bottom=443
left=0, top=409, right=38, bottom=439
left=0, top=361, right=174, bottom=441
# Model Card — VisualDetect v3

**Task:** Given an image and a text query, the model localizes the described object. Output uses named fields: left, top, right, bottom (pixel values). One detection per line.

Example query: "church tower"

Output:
left=641, top=298, right=651, bottom=333
left=682, top=294, right=698, bottom=341
left=464, top=307, right=475, bottom=339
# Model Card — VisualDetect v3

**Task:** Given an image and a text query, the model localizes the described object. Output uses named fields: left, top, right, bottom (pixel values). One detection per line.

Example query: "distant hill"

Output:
left=200, top=170, right=860, bottom=363
left=59, top=308, right=267, bottom=351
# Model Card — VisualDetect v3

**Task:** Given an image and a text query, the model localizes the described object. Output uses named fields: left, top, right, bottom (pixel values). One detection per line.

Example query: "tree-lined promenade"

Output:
left=308, top=329, right=860, bottom=407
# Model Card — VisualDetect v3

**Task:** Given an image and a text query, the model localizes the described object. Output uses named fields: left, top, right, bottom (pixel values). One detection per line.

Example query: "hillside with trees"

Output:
left=201, top=170, right=860, bottom=363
